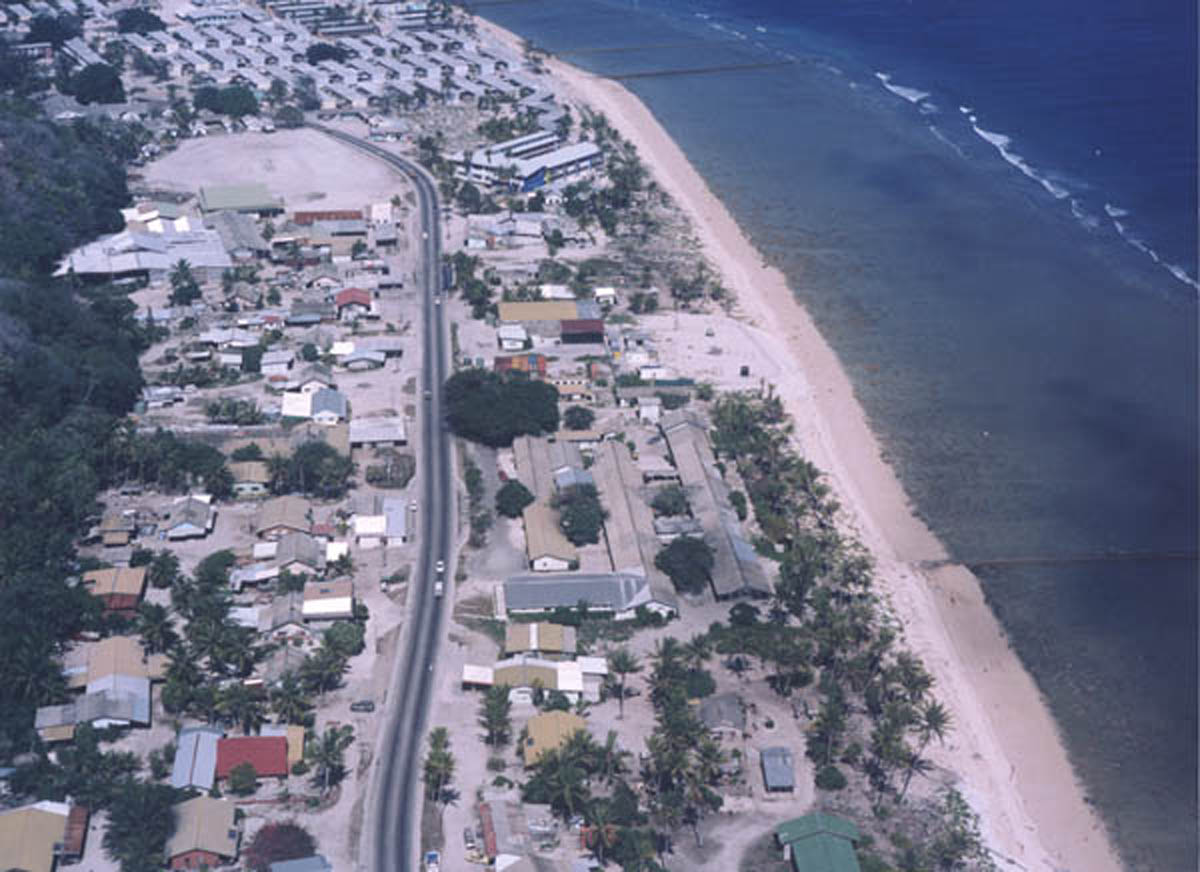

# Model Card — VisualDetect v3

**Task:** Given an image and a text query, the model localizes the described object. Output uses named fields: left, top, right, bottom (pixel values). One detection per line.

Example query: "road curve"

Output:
left=308, top=123, right=452, bottom=872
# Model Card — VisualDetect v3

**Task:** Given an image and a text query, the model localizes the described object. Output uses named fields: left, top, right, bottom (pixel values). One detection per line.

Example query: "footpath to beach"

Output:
left=474, top=15, right=1122, bottom=872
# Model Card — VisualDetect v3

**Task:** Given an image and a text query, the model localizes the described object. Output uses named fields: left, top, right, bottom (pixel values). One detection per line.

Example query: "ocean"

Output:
left=469, top=0, right=1199, bottom=867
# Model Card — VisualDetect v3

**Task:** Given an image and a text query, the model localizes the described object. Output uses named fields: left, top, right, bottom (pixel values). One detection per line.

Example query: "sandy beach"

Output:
left=474, top=15, right=1122, bottom=872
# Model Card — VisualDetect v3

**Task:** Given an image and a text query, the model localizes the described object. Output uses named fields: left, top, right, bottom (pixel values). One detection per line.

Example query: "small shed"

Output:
left=774, top=813, right=862, bottom=872
left=760, top=746, right=795, bottom=792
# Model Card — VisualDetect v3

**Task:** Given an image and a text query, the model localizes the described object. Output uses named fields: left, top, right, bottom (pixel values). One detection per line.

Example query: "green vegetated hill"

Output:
left=0, top=96, right=146, bottom=757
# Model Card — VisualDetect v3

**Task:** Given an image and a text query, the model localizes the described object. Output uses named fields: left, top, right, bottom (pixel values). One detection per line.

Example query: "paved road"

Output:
left=309, top=124, right=452, bottom=872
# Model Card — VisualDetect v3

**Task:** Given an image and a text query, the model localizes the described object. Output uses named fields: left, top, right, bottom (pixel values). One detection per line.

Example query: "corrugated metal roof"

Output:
left=171, top=726, right=223, bottom=790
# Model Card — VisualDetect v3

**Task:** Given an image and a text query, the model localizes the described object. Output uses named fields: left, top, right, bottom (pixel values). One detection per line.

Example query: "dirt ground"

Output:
left=138, top=129, right=412, bottom=211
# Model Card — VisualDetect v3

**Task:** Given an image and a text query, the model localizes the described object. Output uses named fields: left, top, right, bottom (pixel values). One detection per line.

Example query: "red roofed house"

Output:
left=215, top=736, right=289, bottom=781
left=293, top=209, right=363, bottom=225
left=82, top=567, right=147, bottom=616
left=335, top=287, right=374, bottom=321
left=560, top=319, right=605, bottom=344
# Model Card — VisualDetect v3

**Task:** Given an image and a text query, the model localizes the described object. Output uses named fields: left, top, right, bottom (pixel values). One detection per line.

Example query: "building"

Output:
left=504, top=621, right=576, bottom=658
left=496, top=323, right=529, bottom=351
left=269, top=856, right=334, bottom=872
left=521, top=710, right=587, bottom=766
left=497, top=300, right=580, bottom=323
left=464, top=655, right=586, bottom=704
left=335, top=286, right=374, bottom=320
left=275, top=531, right=326, bottom=574
left=198, top=183, right=283, bottom=216
left=661, top=412, right=772, bottom=599
left=774, top=814, right=862, bottom=872
left=511, top=141, right=604, bottom=192
left=230, top=460, right=271, bottom=498
left=698, top=692, right=746, bottom=740
left=512, top=435, right=582, bottom=500
left=501, top=572, right=675, bottom=620
left=35, top=688, right=151, bottom=742
left=494, top=352, right=547, bottom=376
left=55, top=228, right=233, bottom=283
left=256, top=495, right=311, bottom=539
left=310, top=387, right=349, bottom=424
left=165, top=796, right=240, bottom=870
left=0, top=801, right=79, bottom=872
left=760, top=746, right=795, bottom=793
left=166, top=496, right=217, bottom=540
left=171, top=726, right=224, bottom=791
left=302, top=578, right=355, bottom=621
left=349, top=417, right=407, bottom=448
left=97, top=511, right=137, bottom=547
left=560, top=318, right=605, bottom=344
left=216, top=736, right=289, bottom=781
left=81, top=566, right=146, bottom=615
left=521, top=502, right=577, bottom=572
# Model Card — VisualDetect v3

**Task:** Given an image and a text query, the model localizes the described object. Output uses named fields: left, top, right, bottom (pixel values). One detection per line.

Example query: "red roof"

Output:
left=335, top=287, right=372, bottom=308
left=293, top=209, right=363, bottom=225
left=560, top=319, right=604, bottom=334
left=215, top=736, right=289, bottom=778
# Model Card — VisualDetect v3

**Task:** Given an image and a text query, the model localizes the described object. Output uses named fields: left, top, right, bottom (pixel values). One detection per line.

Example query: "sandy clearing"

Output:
left=473, top=15, right=1122, bottom=872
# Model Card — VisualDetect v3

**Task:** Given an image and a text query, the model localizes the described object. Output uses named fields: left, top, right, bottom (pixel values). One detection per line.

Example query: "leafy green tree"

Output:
left=116, top=9, right=165, bottom=33
left=495, top=479, right=535, bottom=518
left=231, top=442, right=265, bottom=461
left=553, top=483, right=606, bottom=546
left=26, top=14, right=80, bottom=46
left=193, top=84, right=259, bottom=118
left=306, top=724, right=354, bottom=794
left=306, top=43, right=349, bottom=64
left=479, top=684, right=512, bottom=746
left=562, top=405, right=595, bottom=430
left=444, top=369, right=559, bottom=447
left=103, top=781, right=182, bottom=872
left=456, top=181, right=483, bottom=213
left=654, top=536, right=714, bottom=595
left=300, top=343, right=320, bottom=362
left=651, top=485, right=689, bottom=517
left=300, top=645, right=347, bottom=696
left=323, top=620, right=365, bottom=658
left=71, top=62, right=125, bottom=105
left=244, top=821, right=317, bottom=872
left=228, top=761, right=259, bottom=795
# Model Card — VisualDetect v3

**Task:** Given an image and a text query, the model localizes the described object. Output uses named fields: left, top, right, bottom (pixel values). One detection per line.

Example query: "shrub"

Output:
left=244, top=821, right=317, bottom=872
left=562, top=405, right=595, bottom=430
left=815, top=765, right=847, bottom=792
left=228, top=762, right=258, bottom=796
left=495, top=479, right=535, bottom=518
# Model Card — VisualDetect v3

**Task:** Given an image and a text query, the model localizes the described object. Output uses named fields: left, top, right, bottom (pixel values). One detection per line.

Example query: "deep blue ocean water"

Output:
left=469, top=0, right=1198, bottom=867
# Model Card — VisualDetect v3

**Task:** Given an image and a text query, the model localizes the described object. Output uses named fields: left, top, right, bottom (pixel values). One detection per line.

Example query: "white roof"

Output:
left=577, top=656, right=609, bottom=676
left=462, top=664, right=494, bottom=684
left=281, top=391, right=312, bottom=419
left=354, top=515, right=387, bottom=537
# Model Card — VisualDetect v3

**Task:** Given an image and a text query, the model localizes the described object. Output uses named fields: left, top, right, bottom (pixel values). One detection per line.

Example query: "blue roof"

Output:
left=269, top=856, right=332, bottom=872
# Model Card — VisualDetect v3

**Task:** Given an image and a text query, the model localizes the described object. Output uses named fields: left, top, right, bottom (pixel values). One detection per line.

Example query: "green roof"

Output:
left=788, top=832, right=861, bottom=872
left=775, top=813, right=860, bottom=846
left=198, top=183, right=281, bottom=213
left=776, top=813, right=861, bottom=872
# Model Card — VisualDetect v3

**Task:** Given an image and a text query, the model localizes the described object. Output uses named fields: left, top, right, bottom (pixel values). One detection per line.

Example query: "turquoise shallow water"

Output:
left=474, top=1, right=1197, bottom=867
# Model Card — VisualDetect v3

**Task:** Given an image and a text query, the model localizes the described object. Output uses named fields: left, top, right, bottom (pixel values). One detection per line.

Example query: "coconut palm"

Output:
left=270, top=672, right=313, bottom=726
left=608, top=647, right=641, bottom=720
left=306, top=724, right=354, bottom=795
left=422, top=727, right=455, bottom=808
left=479, top=684, right=512, bottom=747
left=299, top=645, right=347, bottom=696
left=217, top=682, right=265, bottom=735
left=135, top=602, right=177, bottom=654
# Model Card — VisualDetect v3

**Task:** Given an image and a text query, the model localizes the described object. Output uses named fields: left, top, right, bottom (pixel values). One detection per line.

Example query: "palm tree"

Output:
left=10, top=637, right=67, bottom=704
left=135, top=603, right=177, bottom=654
left=583, top=800, right=619, bottom=866
left=683, top=634, right=712, bottom=670
left=217, top=682, right=265, bottom=735
left=423, top=727, right=455, bottom=808
left=593, top=730, right=630, bottom=785
left=300, top=645, right=347, bottom=696
left=608, top=648, right=640, bottom=721
left=306, top=724, right=354, bottom=795
left=915, top=699, right=952, bottom=753
left=550, top=758, right=591, bottom=820
left=270, top=672, right=313, bottom=726
left=479, top=685, right=512, bottom=747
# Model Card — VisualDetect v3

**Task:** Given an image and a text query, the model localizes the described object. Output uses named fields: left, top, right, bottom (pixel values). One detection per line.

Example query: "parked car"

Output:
left=350, top=700, right=375, bottom=713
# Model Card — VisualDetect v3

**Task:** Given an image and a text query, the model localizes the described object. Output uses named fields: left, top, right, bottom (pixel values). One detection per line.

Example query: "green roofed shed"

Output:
left=199, top=183, right=283, bottom=215
left=775, top=813, right=861, bottom=872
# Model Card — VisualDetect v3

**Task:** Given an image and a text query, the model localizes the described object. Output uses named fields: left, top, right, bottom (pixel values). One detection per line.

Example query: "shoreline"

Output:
left=473, top=14, right=1122, bottom=872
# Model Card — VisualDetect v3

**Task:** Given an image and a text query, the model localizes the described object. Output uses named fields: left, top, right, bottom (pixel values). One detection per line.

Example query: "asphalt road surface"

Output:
left=309, top=123, right=451, bottom=872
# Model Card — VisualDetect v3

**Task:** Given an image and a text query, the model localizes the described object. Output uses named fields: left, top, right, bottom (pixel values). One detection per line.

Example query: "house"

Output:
left=593, top=286, right=617, bottom=307
left=504, top=621, right=577, bottom=658
left=82, top=566, right=147, bottom=615
left=341, top=349, right=387, bottom=370
left=353, top=497, right=408, bottom=548
left=78, top=635, right=165, bottom=694
left=521, top=711, right=587, bottom=766
left=774, top=813, right=862, bottom=872
left=257, top=591, right=311, bottom=642
left=349, top=417, right=407, bottom=449
left=289, top=364, right=336, bottom=393
left=494, top=352, right=547, bottom=376
left=261, top=723, right=307, bottom=769
left=166, top=496, right=217, bottom=540
left=275, top=531, right=326, bottom=575
left=261, top=349, right=296, bottom=378
left=0, top=801, right=79, bottom=872
left=302, top=578, right=355, bottom=621
left=256, top=495, right=311, bottom=539
left=230, top=461, right=271, bottom=498
left=216, top=736, right=289, bottom=781
left=310, top=388, right=349, bottom=424
left=171, top=726, right=224, bottom=791
left=35, top=688, right=151, bottom=741
left=497, top=323, right=529, bottom=351
left=335, top=287, right=374, bottom=320
left=760, top=746, right=795, bottom=793
left=560, top=318, right=605, bottom=345
left=281, top=390, right=314, bottom=419
left=165, top=796, right=240, bottom=870
left=97, top=511, right=137, bottom=547
left=522, top=502, right=577, bottom=572
left=637, top=396, right=663, bottom=424
left=465, top=655, right=585, bottom=704
left=698, top=693, right=746, bottom=740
